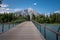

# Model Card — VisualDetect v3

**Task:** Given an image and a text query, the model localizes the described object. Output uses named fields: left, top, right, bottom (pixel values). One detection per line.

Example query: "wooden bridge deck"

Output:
left=0, top=21, right=45, bottom=40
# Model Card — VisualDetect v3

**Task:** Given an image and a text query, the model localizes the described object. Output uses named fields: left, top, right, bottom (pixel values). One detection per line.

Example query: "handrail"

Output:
left=32, top=20, right=60, bottom=36
left=45, top=26, right=60, bottom=36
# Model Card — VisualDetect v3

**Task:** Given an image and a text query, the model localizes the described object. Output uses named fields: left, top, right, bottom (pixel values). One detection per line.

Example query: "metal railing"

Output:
left=0, top=23, right=16, bottom=34
left=32, top=20, right=60, bottom=40
left=0, top=21, right=25, bottom=34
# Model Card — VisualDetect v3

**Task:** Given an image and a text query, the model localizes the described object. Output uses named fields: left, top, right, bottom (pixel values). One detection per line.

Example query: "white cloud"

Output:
left=6, top=8, right=10, bottom=10
left=0, top=3, right=22, bottom=13
left=14, top=8, right=22, bottom=12
left=0, top=7, right=5, bottom=10
left=54, top=10, right=60, bottom=13
left=0, top=7, right=22, bottom=13
left=33, top=3, right=37, bottom=6
left=0, top=4, right=9, bottom=7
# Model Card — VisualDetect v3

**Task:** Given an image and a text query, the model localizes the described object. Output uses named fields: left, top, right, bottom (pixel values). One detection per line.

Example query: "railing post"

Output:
left=8, top=23, right=10, bottom=29
left=13, top=23, right=15, bottom=27
left=40, top=25, right=41, bottom=32
left=2, top=23, right=4, bottom=32
left=36, top=23, right=38, bottom=29
left=56, top=26, right=60, bottom=40
left=56, top=34, right=58, bottom=40
left=44, top=24, right=46, bottom=38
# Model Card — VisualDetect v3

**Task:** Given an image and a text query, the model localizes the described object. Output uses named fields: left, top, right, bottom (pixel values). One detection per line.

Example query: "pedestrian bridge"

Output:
left=0, top=21, right=45, bottom=40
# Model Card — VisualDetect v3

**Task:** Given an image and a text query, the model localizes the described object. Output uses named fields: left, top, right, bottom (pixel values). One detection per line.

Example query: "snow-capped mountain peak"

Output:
left=15, top=8, right=39, bottom=16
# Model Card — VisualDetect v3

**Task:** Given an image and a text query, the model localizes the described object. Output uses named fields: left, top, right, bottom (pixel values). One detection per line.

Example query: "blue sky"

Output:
left=1, top=0, right=60, bottom=14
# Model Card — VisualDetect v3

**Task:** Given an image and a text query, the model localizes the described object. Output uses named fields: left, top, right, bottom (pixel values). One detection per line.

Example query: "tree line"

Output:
left=0, top=13, right=29, bottom=23
left=32, top=13, right=60, bottom=23
left=0, top=13, right=16, bottom=23
left=0, top=12, right=60, bottom=23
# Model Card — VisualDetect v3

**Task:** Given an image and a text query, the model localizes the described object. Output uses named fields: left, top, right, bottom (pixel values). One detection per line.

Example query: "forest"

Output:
left=0, top=13, right=27, bottom=23
left=0, top=13, right=60, bottom=24
left=32, top=13, right=60, bottom=23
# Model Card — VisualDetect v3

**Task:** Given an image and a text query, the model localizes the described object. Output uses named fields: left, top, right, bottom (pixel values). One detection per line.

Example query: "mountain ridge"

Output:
left=15, top=8, right=40, bottom=16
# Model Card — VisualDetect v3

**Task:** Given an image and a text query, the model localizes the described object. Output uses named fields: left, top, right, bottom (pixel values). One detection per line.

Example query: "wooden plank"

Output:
left=0, top=21, right=45, bottom=40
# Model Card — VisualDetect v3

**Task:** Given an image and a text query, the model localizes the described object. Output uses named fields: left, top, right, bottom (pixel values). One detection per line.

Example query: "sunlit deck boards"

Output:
left=0, top=21, right=45, bottom=40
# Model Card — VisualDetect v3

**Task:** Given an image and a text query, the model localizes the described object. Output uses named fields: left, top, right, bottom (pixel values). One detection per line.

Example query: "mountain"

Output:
left=15, top=8, right=39, bottom=16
